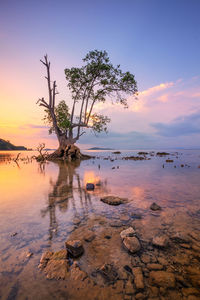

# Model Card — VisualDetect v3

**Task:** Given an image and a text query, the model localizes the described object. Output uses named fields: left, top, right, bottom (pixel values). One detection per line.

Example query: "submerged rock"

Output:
left=152, top=235, right=169, bottom=248
left=100, top=196, right=128, bottom=206
left=39, top=250, right=69, bottom=280
left=120, top=227, right=135, bottom=240
left=98, top=263, right=119, bottom=284
left=65, top=240, right=84, bottom=257
left=83, top=231, right=96, bottom=242
left=86, top=183, right=95, bottom=191
left=150, top=202, right=161, bottom=211
left=123, top=236, right=141, bottom=253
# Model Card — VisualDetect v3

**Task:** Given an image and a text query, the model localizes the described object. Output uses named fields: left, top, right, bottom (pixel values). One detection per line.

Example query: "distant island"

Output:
left=0, top=138, right=27, bottom=150
left=88, top=147, right=114, bottom=150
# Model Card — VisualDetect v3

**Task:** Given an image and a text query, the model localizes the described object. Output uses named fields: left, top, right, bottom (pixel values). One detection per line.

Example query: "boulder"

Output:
left=120, top=227, right=135, bottom=240
left=123, top=236, right=141, bottom=253
left=101, top=195, right=128, bottom=206
left=99, top=263, right=119, bottom=284
left=150, top=202, right=161, bottom=211
left=65, top=239, right=84, bottom=257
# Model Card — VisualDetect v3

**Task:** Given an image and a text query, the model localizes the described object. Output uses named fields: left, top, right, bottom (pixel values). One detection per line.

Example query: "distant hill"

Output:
left=88, top=147, right=114, bottom=150
left=0, top=138, right=27, bottom=150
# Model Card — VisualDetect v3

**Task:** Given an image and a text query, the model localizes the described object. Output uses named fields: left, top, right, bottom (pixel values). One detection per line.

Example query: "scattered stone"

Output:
left=156, top=152, right=170, bottom=156
left=83, top=231, right=96, bottom=242
left=141, top=254, right=151, bottom=264
left=120, top=227, right=135, bottom=240
left=166, top=159, right=174, bottom=162
left=120, top=215, right=130, bottom=222
left=98, top=263, right=119, bottom=284
left=38, top=251, right=53, bottom=269
left=123, top=236, right=141, bottom=253
left=150, top=202, right=161, bottom=211
left=135, top=292, right=145, bottom=299
left=26, top=252, right=33, bottom=258
left=132, top=267, right=144, bottom=290
left=44, top=259, right=69, bottom=280
left=147, top=263, right=163, bottom=270
left=73, top=218, right=81, bottom=225
left=152, top=235, right=169, bottom=248
left=86, top=183, right=95, bottom=190
left=70, top=263, right=88, bottom=281
left=110, top=221, right=123, bottom=227
left=131, top=213, right=142, bottom=219
left=170, top=232, right=189, bottom=243
left=112, top=151, right=121, bottom=154
left=11, top=232, right=17, bottom=237
left=182, top=288, right=200, bottom=296
left=123, top=156, right=145, bottom=161
left=65, top=240, right=84, bottom=257
left=138, top=152, right=148, bottom=155
left=101, top=195, right=128, bottom=205
left=125, top=280, right=135, bottom=295
left=149, top=271, right=175, bottom=288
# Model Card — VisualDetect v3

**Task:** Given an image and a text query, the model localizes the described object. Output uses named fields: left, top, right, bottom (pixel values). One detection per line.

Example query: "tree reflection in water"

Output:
left=41, top=160, right=108, bottom=241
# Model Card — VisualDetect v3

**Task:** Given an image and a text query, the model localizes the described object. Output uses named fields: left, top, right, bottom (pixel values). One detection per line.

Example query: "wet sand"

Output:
left=0, top=150, right=200, bottom=299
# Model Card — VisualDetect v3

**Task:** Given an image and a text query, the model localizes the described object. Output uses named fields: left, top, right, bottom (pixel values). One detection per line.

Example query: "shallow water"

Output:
left=0, top=150, right=200, bottom=299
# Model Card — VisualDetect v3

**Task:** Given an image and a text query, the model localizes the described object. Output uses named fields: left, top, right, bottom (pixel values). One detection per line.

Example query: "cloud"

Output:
left=152, top=111, right=200, bottom=137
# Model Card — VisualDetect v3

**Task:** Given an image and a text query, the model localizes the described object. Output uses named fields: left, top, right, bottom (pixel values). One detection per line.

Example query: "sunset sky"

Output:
left=1, top=0, right=200, bottom=149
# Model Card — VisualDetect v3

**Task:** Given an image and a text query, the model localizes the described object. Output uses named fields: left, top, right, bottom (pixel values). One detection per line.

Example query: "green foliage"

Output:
left=90, top=113, right=111, bottom=134
left=65, top=50, right=138, bottom=108
left=43, top=100, right=71, bottom=134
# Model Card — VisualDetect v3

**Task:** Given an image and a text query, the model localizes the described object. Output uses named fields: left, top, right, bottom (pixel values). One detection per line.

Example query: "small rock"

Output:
left=141, top=254, right=151, bottom=264
left=73, top=218, right=81, bottom=225
left=152, top=235, right=169, bottom=248
left=149, top=271, right=175, bottom=288
left=182, top=288, right=200, bottom=296
left=11, top=232, right=17, bottom=237
left=99, top=263, right=119, bottom=283
left=147, top=263, right=163, bottom=270
left=26, top=252, right=33, bottom=258
left=125, top=280, right=135, bottom=295
left=83, top=232, right=96, bottom=242
left=100, top=195, right=128, bottom=206
left=135, top=293, right=145, bottom=299
left=44, top=259, right=69, bottom=280
left=150, top=203, right=161, bottom=211
left=120, top=215, right=130, bottom=222
left=123, top=236, right=141, bottom=253
left=86, top=183, right=95, bottom=190
left=120, top=227, right=135, bottom=240
left=65, top=240, right=84, bottom=257
left=132, top=267, right=144, bottom=289
left=38, top=251, right=53, bottom=269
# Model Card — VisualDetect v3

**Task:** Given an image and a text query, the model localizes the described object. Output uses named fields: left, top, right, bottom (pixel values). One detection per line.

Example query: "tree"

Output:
left=37, top=50, right=137, bottom=158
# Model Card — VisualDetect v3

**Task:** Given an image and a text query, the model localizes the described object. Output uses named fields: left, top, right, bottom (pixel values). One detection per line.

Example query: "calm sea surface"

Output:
left=0, top=149, right=200, bottom=299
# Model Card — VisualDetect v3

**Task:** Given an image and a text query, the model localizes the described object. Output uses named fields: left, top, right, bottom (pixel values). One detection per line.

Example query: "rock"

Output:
left=38, top=251, right=53, bottom=269
left=11, top=232, right=18, bottom=237
left=70, top=263, right=88, bottom=281
left=73, top=217, right=81, bottom=225
left=125, top=280, right=135, bottom=295
left=83, top=231, right=96, bottom=242
left=141, top=254, right=151, bottom=264
left=51, top=249, right=68, bottom=260
left=149, top=271, right=175, bottom=288
left=123, top=236, right=141, bottom=253
left=120, top=227, right=135, bottom=240
left=135, top=293, right=145, bottom=299
left=150, top=202, right=161, bottom=211
left=44, top=259, right=69, bottom=280
left=99, top=263, right=119, bottom=284
left=147, top=263, right=163, bottom=270
left=152, top=235, right=169, bottom=248
left=132, top=267, right=144, bottom=289
left=170, top=231, right=189, bottom=243
left=86, top=183, right=95, bottom=190
left=100, top=195, right=128, bottom=205
left=26, top=252, right=33, bottom=258
left=120, top=215, right=130, bottom=222
left=65, top=240, right=84, bottom=257
left=182, top=288, right=200, bottom=296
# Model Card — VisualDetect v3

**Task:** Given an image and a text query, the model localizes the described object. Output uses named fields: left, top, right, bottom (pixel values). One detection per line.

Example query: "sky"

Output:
left=0, top=0, right=200, bottom=149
